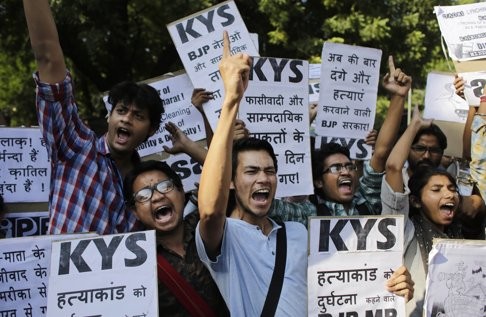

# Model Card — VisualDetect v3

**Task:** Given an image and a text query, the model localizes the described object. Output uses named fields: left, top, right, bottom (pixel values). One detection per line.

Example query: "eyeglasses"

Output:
left=133, top=179, right=175, bottom=203
left=322, top=163, right=358, bottom=174
left=411, top=145, right=443, bottom=155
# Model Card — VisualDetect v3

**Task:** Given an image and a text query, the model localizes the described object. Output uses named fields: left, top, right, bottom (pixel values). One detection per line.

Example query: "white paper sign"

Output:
left=308, top=216, right=405, bottom=317
left=167, top=0, right=259, bottom=131
left=315, top=135, right=372, bottom=160
left=424, top=72, right=469, bottom=123
left=164, top=152, right=202, bottom=192
left=0, top=128, right=50, bottom=203
left=1, top=211, right=49, bottom=238
left=316, top=42, right=381, bottom=140
left=424, top=239, right=486, bottom=317
left=435, top=2, right=486, bottom=61
left=0, top=233, right=96, bottom=317
left=46, top=231, right=157, bottom=317
left=459, top=70, right=486, bottom=106
left=239, top=56, right=313, bottom=198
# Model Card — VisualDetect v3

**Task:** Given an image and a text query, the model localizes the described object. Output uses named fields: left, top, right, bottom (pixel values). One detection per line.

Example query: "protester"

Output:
left=382, top=106, right=463, bottom=317
left=23, top=0, right=165, bottom=234
left=195, top=31, right=413, bottom=316
left=124, top=160, right=228, bottom=317
left=311, top=56, right=411, bottom=216
left=470, top=85, right=486, bottom=205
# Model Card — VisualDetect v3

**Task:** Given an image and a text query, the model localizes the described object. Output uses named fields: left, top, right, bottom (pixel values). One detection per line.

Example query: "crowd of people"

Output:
left=3, top=0, right=485, bottom=316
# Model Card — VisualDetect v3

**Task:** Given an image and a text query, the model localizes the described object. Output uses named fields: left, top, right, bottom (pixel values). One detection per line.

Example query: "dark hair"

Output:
left=312, top=142, right=351, bottom=181
left=231, top=137, right=278, bottom=179
left=108, top=81, right=164, bottom=132
left=408, top=166, right=457, bottom=215
left=123, top=160, right=183, bottom=206
left=412, top=123, right=447, bottom=151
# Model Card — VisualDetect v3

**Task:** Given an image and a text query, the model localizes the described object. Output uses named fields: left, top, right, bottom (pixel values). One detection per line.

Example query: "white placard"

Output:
left=1, top=211, right=49, bottom=238
left=163, top=152, right=202, bottom=192
left=46, top=231, right=157, bottom=317
left=308, top=216, right=405, bottom=317
left=424, top=72, right=469, bottom=123
left=239, top=56, right=313, bottom=198
left=316, top=42, right=381, bottom=140
left=459, top=70, right=486, bottom=106
left=424, top=239, right=486, bottom=316
left=0, top=233, right=97, bottom=317
left=435, top=2, right=486, bottom=61
left=314, top=135, right=372, bottom=160
left=0, top=127, right=50, bottom=203
left=167, top=0, right=259, bottom=131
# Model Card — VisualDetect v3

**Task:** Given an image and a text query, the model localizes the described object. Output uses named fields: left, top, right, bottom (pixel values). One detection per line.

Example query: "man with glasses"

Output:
left=312, top=142, right=383, bottom=216
left=123, top=160, right=228, bottom=317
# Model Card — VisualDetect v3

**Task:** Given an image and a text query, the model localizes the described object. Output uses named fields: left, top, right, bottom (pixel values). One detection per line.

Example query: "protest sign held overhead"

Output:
left=0, top=128, right=50, bottom=203
left=239, top=56, right=313, bottom=197
left=435, top=2, right=486, bottom=61
left=308, top=215, right=405, bottom=317
left=167, top=0, right=259, bottom=131
left=46, top=231, right=157, bottom=317
left=315, top=42, right=381, bottom=160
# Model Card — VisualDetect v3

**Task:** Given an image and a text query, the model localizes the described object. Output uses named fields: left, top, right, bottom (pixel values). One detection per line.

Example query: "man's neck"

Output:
left=230, top=207, right=273, bottom=236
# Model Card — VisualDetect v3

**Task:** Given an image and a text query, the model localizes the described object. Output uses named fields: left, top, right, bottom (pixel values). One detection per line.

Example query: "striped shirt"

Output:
left=35, top=72, right=140, bottom=234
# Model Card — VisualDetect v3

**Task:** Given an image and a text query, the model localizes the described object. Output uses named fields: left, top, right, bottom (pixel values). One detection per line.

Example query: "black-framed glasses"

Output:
left=411, top=144, right=443, bottom=155
left=133, top=179, right=175, bottom=203
left=322, top=163, right=358, bottom=174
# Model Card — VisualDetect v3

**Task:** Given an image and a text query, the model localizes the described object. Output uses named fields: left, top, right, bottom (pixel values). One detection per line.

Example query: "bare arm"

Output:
left=370, top=56, right=411, bottom=172
left=198, top=31, right=251, bottom=257
left=23, top=0, right=66, bottom=83
left=191, top=88, right=215, bottom=145
left=385, top=106, right=432, bottom=192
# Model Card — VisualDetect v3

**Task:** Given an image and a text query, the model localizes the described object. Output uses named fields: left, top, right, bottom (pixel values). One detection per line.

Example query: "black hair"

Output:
left=123, top=160, right=183, bottom=206
left=231, top=137, right=278, bottom=180
left=311, top=142, right=351, bottom=181
left=108, top=81, right=164, bottom=132
left=408, top=166, right=458, bottom=216
left=412, top=123, right=447, bottom=151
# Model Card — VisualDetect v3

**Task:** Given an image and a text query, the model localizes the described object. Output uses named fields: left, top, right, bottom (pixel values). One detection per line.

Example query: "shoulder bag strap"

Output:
left=260, top=222, right=287, bottom=317
left=157, top=254, right=217, bottom=317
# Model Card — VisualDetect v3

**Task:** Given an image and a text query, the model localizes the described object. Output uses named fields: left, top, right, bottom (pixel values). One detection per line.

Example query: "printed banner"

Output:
left=435, top=2, right=486, bottom=61
left=0, top=128, right=50, bottom=203
left=1, top=211, right=49, bottom=238
left=308, top=216, right=405, bottom=317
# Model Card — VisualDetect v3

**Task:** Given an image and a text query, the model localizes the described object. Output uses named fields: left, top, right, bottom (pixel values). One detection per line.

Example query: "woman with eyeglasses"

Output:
left=381, top=106, right=463, bottom=317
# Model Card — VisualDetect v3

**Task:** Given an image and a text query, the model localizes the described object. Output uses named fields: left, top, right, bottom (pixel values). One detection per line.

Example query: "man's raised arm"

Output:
left=23, top=0, right=66, bottom=83
left=197, top=31, right=251, bottom=257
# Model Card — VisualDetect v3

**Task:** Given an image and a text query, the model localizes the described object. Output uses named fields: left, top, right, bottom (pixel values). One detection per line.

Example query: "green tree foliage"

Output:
left=0, top=0, right=461, bottom=127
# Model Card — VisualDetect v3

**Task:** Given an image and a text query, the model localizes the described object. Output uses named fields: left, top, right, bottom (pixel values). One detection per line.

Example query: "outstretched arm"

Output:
left=370, top=56, right=411, bottom=173
left=191, top=88, right=215, bottom=145
left=385, top=106, right=432, bottom=192
left=163, top=121, right=208, bottom=165
left=23, top=0, right=66, bottom=83
left=197, top=31, right=251, bottom=257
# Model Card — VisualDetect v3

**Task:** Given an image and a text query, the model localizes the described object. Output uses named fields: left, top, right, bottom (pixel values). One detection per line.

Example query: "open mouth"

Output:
left=252, top=189, right=270, bottom=202
left=439, top=202, right=455, bottom=215
left=338, top=178, right=353, bottom=193
left=153, top=205, right=173, bottom=222
left=117, top=127, right=131, bottom=143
